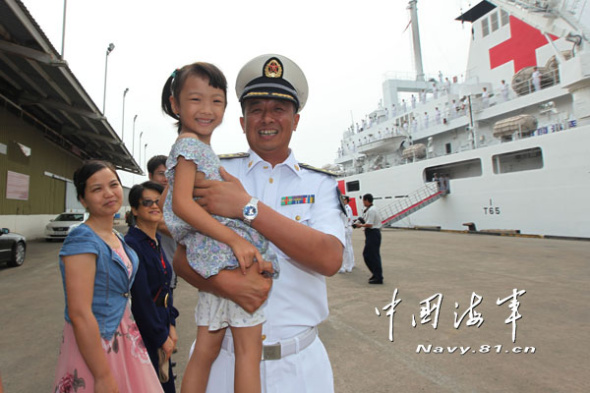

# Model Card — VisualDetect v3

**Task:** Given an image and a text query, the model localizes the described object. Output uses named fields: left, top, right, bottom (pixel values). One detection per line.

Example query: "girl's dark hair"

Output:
left=128, top=181, right=164, bottom=209
left=73, top=160, right=120, bottom=200
left=161, top=62, right=228, bottom=133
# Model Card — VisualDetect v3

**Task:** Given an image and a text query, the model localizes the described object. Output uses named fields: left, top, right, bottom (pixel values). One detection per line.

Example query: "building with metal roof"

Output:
left=1, top=0, right=139, bottom=238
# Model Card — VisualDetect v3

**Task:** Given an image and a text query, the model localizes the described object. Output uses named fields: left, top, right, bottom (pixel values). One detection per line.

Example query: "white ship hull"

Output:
left=339, top=123, right=590, bottom=238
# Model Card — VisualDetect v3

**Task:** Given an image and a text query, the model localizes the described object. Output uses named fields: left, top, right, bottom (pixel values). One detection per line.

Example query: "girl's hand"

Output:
left=94, top=374, right=119, bottom=393
left=173, top=244, right=272, bottom=313
left=228, top=237, right=265, bottom=274
left=258, top=260, right=275, bottom=277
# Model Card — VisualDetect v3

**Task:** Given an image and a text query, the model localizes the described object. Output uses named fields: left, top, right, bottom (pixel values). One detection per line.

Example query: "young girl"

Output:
left=161, top=62, right=278, bottom=393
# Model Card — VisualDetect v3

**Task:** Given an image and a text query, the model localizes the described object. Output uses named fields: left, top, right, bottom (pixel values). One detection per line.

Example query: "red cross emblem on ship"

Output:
left=489, top=16, right=558, bottom=73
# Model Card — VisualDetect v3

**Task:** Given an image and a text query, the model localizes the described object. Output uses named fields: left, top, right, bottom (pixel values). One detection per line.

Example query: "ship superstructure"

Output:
left=334, top=0, right=590, bottom=238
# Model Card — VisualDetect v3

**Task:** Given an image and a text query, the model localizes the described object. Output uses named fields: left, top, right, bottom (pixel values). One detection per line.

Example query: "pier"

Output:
left=0, top=229, right=588, bottom=392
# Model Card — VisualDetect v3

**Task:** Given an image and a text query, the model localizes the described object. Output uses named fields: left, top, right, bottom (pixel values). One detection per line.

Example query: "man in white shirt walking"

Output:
left=354, top=193, right=383, bottom=284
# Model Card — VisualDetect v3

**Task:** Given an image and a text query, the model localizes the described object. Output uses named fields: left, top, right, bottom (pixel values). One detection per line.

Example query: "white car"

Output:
left=45, top=212, right=88, bottom=241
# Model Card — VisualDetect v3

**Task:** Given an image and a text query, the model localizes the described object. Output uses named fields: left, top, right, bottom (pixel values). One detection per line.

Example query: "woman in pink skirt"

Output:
left=53, top=160, right=162, bottom=393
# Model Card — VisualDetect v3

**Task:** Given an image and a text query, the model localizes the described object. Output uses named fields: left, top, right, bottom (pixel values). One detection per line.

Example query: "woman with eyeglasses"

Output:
left=124, top=181, right=179, bottom=393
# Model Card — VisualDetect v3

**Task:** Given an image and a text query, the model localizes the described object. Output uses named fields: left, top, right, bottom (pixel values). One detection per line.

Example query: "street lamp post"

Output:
left=132, top=115, right=138, bottom=156
left=138, top=131, right=144, bottom=169
left=144, top=143, right=148, bottom=169
left=102, top=43, right=115, bottom=114
left=121, top=88, right=129, bottom=141
left=61, top=0, right=67, bottom=58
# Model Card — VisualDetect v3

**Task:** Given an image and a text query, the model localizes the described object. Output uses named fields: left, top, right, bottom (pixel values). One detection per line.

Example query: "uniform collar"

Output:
left=245, top=149, right=304, bottom=178
left=128, top=225, right=160, bottom=245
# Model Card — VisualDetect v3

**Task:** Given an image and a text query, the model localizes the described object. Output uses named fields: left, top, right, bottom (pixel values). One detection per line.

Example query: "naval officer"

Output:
left=173, top=53, right=345, bottom=393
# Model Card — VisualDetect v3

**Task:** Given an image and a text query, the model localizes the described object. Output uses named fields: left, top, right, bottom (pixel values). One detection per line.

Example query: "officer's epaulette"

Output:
left=336, top=187, right=347, bottom=214
left=298, top=163, right=338, bottom=177
left=218, top=152, right=250, bottom=160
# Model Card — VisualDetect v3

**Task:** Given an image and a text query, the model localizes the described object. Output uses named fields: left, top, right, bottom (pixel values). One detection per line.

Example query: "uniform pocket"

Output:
left=285, top=206, right=312, bottom=226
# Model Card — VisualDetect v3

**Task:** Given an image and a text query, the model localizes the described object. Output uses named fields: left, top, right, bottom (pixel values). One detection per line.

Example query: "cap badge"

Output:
left=264, top=59, right=283, bottom=78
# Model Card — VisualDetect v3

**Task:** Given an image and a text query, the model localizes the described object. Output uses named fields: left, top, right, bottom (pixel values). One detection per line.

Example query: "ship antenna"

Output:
left=408, top=0, right=425, bottom=82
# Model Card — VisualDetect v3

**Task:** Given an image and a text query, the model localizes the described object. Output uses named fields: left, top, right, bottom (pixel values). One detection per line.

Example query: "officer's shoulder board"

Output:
left=299, top=163, right=345, bottom=213
left=218, top=152, right=250, bottom=160
left=298, top=163, right=338, bottom=177
left=336, top=187, right=347, bottom=214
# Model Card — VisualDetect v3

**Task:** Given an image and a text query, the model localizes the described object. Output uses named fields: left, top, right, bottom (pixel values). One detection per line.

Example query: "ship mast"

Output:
left=408, top=0, right=425, bottom=81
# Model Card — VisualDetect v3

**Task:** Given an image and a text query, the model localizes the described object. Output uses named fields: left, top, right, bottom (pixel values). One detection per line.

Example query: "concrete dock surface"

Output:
left=0, top=228, right=588, bottom=392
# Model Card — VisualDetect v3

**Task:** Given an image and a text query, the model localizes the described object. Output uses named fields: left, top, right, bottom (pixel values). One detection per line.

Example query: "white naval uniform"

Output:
left=341, top=204, right=355, bottom=272
left=532, top=70, right=541, bottom=92
left=501, top=83, right=509, bottom=101
left=204, top=149, right=345, bottom=393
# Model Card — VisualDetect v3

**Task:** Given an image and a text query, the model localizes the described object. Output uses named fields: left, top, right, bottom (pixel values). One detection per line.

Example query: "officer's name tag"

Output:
left=281, top=195, right=315, bottom=206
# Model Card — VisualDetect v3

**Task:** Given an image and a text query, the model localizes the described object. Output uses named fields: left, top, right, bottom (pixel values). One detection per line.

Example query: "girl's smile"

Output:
left=170, top=75, right=226, bottom=144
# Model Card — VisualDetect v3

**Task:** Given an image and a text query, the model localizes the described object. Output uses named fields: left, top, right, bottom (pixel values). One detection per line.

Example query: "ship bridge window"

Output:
left=500, top=10, right=509, bottom=26
left=424, top=158, right=482, bottom=181
left=482, top=18, right=490, bottom=37
left=490, top=12, right=499, bottom=32
left=492, top=147, right=543, bottom=174
left=346, top=180, right=360, bottom=192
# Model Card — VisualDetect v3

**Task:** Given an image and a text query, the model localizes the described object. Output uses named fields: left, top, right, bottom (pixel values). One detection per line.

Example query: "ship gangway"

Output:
left=379, top=182, right=447, bottom=226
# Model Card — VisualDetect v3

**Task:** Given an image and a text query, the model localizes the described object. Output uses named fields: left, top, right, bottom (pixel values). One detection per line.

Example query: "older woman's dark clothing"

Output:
left=125, top=226, right=178, bottom=393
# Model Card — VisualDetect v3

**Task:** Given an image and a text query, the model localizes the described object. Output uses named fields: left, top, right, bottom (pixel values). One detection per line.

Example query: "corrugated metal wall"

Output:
left=1, top=106, right=83, bottom=215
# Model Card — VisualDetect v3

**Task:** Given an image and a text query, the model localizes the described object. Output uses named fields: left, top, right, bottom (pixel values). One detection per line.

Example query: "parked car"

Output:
left=45, top=212, right=87, bottom=241
left=0, top=228, right=26, bottom=267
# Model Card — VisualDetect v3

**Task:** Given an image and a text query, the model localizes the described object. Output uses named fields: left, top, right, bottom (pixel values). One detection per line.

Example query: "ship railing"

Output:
left=383, top=70, right=441, bottom=81
left=474, top=68, right=561, bottom=111
left=378, top=182, right=443, bottom=225
left=345, top=65, right=559, bottom=148
left=504, top=0, right=550, bottom=11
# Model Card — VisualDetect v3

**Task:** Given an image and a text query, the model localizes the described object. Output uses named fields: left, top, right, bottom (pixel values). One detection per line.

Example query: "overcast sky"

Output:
left=21, top=0, right=471, bottom=186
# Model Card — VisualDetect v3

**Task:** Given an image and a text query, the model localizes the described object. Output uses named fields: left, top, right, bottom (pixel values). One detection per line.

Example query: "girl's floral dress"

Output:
left=53, top=242, right=163, bottom=392
left=164, top=137, right=279, bottom=331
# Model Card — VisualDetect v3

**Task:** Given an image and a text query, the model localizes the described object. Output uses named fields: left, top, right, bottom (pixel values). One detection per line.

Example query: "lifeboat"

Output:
left=402, top=143, right=426, bottom=159
left=493, top=115, right=538, bottom=138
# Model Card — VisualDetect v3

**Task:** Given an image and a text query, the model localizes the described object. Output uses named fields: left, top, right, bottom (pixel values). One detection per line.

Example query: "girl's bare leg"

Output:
left=230, top=324, right=263, bottom=393
left=181, top=326, right=225, bottom=393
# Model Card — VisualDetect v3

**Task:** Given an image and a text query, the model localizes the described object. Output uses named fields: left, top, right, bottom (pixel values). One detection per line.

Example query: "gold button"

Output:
left=248, top=161, right=253, bottom=168
left=261, top=335, right=266, bottom=341
left=269, top=178, right=274, bottom=184
left=263, top=166, right=269, bottom=169
left=294, top=164, right=300, bottom=171
left=295, top=215, right=301, bottom=221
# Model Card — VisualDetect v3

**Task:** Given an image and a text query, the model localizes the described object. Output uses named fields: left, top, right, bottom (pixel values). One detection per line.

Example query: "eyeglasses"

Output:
left=140, top=199, right=160, bottom=207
